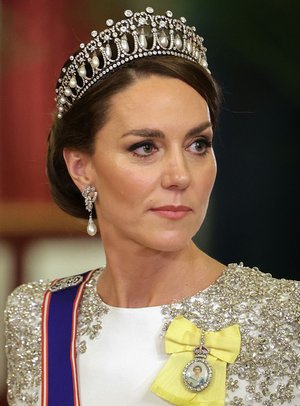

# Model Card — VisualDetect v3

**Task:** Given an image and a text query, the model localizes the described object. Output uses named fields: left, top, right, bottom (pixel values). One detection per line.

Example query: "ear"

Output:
left=63, top=149, right=93, bottom=192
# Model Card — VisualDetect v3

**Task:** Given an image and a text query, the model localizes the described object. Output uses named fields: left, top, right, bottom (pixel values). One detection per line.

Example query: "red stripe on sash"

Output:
left=70, top=271, right=94, bottom=406
left=42, top=271, right=95, bottom=406
left=41, top=287, right=54, bottom=406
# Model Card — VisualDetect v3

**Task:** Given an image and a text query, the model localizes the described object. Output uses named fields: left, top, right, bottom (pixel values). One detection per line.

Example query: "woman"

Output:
left=5, top=7, right=299, bottom=406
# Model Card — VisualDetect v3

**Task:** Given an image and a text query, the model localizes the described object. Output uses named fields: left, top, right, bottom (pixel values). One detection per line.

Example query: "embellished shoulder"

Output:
left=5, top=280, right=51, bottom=405
left=219, top=265, right=299, bottom=324
left=4, top=271, right=103, bottom=406
left=162, top=264, right=300, bottom=405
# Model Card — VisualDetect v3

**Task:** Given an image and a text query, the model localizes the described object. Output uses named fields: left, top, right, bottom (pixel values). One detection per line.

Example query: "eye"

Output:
left=187, top=138, right=212, bottom=155
left=129, top=141, right=157, bottom=157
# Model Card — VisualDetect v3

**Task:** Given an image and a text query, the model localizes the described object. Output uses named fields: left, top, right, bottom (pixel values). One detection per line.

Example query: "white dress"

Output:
left=5, top=264, right=300, bottom=405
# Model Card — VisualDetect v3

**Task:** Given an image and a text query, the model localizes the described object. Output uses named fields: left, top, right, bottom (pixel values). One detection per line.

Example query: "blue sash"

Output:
left=41, top=270, right=95, bottom=406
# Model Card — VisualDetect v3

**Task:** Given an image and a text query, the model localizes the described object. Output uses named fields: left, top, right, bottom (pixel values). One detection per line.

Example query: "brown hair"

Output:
left=47, top=57, right=221, bottom=219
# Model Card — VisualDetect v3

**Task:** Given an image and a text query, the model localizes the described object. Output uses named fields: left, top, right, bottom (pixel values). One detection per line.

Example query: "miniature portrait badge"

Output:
left=182, top=343, right=212, bottom=392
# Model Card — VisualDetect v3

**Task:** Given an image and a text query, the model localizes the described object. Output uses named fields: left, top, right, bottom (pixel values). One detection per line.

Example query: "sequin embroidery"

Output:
left=5, top=264, right=300, bottom=405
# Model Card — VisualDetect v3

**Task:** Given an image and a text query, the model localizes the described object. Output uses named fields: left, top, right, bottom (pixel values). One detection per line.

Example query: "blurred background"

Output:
left=0, top=0, right=299, bottom=403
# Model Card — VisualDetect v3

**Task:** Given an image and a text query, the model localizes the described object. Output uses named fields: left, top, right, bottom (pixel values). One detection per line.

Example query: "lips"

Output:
left=150, top=205, right=192, bottom=219
left=152, top=205, right=191, bottom=212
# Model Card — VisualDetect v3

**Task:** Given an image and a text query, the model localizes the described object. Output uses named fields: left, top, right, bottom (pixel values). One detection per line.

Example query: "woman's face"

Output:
left=86, top=75, right=217, bottom=251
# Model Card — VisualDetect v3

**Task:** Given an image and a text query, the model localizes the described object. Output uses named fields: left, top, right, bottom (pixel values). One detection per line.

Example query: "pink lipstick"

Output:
left=150, top=205, right=192, bottom=219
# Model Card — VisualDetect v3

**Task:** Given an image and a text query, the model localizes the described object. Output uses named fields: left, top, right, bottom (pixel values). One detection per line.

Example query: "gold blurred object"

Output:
left=0, top=202, right=86, bottom=235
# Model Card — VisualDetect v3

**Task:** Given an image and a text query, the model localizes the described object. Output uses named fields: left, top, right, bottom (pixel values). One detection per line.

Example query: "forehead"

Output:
left=105, top=75, right=210, bottom=130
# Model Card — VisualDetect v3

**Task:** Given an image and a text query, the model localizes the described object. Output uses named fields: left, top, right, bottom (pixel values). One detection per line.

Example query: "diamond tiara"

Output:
left=55, top=7, right=209, bottom=118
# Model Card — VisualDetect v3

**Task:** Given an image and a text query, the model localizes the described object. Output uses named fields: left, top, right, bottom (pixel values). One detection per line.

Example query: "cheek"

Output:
left=207, top=164, right=217, bottom=191
left=196, top=160, right=217, bottom=198
left=93, top=159, right=156, bottom=203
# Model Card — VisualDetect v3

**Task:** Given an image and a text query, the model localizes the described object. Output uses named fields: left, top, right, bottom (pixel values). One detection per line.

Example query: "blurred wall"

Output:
left=0, top=0, right=299, bottom=404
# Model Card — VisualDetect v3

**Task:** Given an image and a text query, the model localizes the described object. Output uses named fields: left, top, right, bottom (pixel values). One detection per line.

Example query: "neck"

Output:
left=97, top=239, right=224, bottom=308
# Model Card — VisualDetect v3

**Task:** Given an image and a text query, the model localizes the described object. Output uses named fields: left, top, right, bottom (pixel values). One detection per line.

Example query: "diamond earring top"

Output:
left=56, top=7, right=209, bottom=118
left=82, top=186, right=98, bottom=236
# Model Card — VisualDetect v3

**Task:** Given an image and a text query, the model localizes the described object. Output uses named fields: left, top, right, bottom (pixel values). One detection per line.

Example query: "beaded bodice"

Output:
left=5, top=264, right=300, bottom=405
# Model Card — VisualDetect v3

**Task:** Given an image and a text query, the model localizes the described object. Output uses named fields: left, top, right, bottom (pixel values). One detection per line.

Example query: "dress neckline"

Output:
left=89, top=263, right=236, bottom=311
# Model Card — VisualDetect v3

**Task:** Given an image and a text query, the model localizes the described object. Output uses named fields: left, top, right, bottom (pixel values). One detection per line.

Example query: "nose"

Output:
left=161, top=149, right=191, bottom=190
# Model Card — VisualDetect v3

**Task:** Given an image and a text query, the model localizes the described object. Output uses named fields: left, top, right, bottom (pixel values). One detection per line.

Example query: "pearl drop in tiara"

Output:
left=55, top=7, right=209, bottom=118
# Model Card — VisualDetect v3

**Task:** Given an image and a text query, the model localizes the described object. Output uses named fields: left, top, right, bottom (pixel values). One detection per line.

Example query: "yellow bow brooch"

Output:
left=151, top=316, right=241, bottom=405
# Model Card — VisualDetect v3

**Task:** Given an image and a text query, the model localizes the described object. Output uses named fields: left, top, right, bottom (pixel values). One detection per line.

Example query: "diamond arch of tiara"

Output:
left=55, top=7, right=209, bottom=118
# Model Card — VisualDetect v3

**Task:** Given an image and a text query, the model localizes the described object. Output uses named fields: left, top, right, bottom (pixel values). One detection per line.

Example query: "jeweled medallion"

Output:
left=49, top=275, right=84, bottom=292
left=182, top=345, right=212, bottom=392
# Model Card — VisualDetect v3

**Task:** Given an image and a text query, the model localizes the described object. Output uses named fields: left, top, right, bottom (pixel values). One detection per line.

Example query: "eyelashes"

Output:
left=128, top=137, right=212, bottom=158
left=128, top=140, right=158, bottom=157
left=186, top=139, right=212, bottom=155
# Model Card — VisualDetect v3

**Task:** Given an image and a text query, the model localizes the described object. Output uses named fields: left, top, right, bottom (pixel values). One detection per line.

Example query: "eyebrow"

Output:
left=121, top=121, right=212, bottom=139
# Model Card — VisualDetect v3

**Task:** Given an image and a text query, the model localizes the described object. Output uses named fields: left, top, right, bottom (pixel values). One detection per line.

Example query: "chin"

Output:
left=144, top=230, right=196, bottom=252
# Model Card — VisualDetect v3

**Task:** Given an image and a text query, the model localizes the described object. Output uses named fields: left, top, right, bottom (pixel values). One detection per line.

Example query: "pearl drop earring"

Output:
left=82, top=186, right=98, bottom=236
